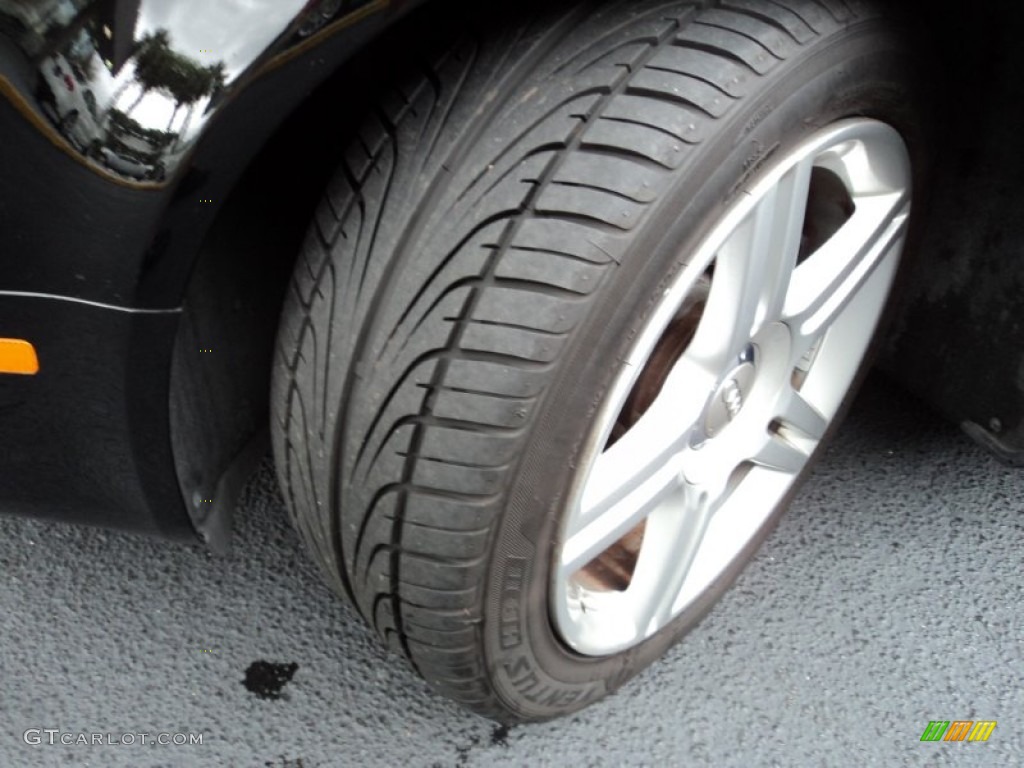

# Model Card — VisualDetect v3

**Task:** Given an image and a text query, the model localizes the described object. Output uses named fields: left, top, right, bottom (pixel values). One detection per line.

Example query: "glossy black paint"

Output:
left=0, top=0, right=427, bottom=538
left=1, top=0, right=421, bottom=307
left=0, top=293, right=188, bottom=537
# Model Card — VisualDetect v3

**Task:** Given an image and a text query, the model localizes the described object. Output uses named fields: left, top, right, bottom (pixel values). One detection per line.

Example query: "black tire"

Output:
left=271, top=0, right=923, bottom=722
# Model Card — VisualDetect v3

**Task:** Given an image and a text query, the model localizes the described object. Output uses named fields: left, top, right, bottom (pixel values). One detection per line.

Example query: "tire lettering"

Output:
left=501, top=655, right=530, bottom=681
left=502, top=659, right=602, bottom=709
left=541, top=688, right=573, bottom=707
left=499, top=558, right=526, bottom=650
left=742, top=103, right=773, bottom=136
left=511, top=668, right=541, bottom=695
left=504, top=663, right=549, bottom=704
left=732, top=141, right=780, bottom=198
left=557, top=689, right=583, bottom=707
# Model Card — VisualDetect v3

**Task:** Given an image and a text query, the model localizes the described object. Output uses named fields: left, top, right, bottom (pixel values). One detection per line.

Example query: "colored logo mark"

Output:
left=920, top=720, right=996, bottom=742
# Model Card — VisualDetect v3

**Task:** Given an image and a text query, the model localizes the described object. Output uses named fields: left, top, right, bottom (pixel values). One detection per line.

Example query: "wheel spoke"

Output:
left=571, top=353, right=714, bottom=537
left=634, top=478, right=722, bottom=633
left=688, top=159, right=813, bottom=368
left=776, top=387, right=827, bottom=440
left=750, top=431, right=809, bottom=474
left=784, top=192, right=909, bottom=360
left=560, top=328, right=721, bottom=586
left=561, top=460, right=683, bottom=579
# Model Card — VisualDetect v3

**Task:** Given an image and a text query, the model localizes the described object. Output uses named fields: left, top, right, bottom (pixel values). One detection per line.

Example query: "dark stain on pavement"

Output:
left=244, top=660, right=299, bottom=700
left=442, top=724, right=513, bottom=767
left=264, top=757, right=305, bottom=768
left=490, top=724, right=511, bottom=747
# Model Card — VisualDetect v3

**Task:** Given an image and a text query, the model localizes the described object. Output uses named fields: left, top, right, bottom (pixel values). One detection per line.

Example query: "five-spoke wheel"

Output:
left=553, top=120, right=911, bottom=656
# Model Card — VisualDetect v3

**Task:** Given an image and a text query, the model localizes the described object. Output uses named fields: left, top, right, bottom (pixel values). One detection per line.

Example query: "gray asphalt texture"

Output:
left=1, top=375, right=1021, bottom=768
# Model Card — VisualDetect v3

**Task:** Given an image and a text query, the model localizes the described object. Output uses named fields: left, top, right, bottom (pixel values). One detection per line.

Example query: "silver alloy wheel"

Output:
left=552, top=119, right=912, bottom=657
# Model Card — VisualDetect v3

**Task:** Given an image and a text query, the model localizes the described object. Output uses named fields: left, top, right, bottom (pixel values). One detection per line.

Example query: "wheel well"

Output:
left=167, top=3, right=449, bottom=549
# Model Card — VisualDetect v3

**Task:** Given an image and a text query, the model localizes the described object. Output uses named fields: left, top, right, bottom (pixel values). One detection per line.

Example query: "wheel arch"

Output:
left=167, top=0, right=466, bottom=549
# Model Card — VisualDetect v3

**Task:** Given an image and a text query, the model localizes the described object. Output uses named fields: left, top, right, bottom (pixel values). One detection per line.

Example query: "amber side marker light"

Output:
left=0, top=339, right=39, bottom=375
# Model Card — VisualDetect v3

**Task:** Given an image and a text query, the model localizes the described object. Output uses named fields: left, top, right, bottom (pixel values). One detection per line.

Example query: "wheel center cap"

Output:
left=705, top=362, right=756, bottom=438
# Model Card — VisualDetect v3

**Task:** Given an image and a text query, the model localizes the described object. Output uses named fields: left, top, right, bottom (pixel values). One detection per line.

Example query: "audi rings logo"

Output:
left=721, top=378, right=744, bottom=421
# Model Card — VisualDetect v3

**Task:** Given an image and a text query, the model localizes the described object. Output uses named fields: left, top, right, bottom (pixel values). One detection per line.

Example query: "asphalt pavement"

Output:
left=1, top=374, right=1021, bottom=768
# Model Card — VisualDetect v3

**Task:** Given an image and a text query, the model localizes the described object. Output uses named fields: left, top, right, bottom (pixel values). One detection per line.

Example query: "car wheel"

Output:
left=272, top=0, right=921, bottom=722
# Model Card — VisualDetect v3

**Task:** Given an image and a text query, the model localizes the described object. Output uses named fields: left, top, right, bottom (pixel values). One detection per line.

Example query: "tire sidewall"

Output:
left=482, top=22, right=927, bottom=720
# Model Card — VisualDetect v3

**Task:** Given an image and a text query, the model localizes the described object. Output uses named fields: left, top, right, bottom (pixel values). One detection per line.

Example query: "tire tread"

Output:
left=271, top=0, right=870, bottom=719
